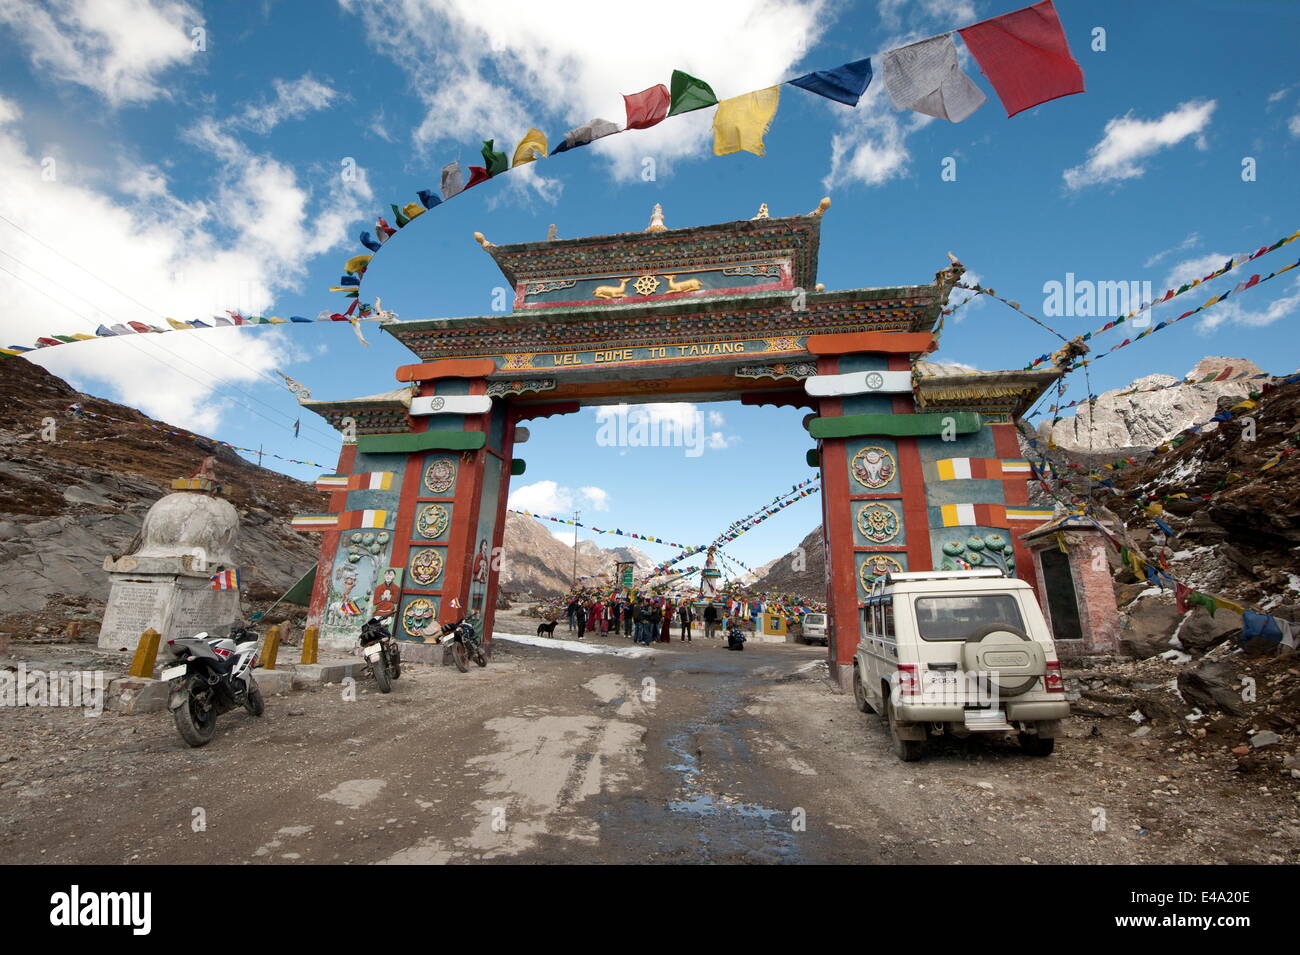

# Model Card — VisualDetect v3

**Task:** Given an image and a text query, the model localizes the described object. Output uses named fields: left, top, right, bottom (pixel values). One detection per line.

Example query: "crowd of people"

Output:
left=562, top=594, right=726, bottom=645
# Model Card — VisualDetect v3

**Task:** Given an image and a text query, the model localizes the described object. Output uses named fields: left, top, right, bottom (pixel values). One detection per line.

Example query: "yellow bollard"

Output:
left=300, top=625, right=318, bottom=665
left=129, top=628, right=161, bottom=678
left=260, top=625, right=281, bottom=671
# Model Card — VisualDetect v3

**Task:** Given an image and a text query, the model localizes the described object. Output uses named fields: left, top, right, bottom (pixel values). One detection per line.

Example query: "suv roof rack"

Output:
left=882, top=568, right=1006, bottom=584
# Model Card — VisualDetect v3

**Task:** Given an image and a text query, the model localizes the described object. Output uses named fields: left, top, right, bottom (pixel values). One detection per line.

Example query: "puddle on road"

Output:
left=658, top=683, right=799, bottom=862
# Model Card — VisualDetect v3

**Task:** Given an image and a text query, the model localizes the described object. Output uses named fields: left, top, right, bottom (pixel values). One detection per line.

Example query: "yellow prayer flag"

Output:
left=511, top=128, right=548, bottom=167
left=166, top=317, right=190, bottom=330
left=70, top=333, right=97, bottom=341
left=402, top=202, right=425, bottom=221
left=712, top=86, right=780, bottom=157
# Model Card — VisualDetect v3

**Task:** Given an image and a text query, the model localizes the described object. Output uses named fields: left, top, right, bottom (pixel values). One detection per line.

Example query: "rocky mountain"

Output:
left=1038, top=357, right=1266, bottom=452
left=748, top=525, right=826, bottom=601
left=0, top=359, right=323, bottom=637
left=498, top=510, right=655, bottom=597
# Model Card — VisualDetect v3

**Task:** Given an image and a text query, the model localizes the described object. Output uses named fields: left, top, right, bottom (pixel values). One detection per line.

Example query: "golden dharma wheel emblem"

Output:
left=859, top=554, right=904, bottom=591
left=633, top=274, right=661, bottom=296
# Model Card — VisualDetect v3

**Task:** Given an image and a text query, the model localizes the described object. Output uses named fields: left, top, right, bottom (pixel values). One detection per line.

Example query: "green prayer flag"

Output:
left=391, top=203, right=409, bottom=228
left=668, top=69, right=718, bottom=116
left=481, top=140, right=508, bottom=177
left=1187, top=591, right=1217, bottom=617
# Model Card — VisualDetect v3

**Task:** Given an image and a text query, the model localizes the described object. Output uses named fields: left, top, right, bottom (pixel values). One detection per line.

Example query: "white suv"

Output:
left=801, top=612, right=827, bottom=645
left=852, top=568, right=1069, bottom=762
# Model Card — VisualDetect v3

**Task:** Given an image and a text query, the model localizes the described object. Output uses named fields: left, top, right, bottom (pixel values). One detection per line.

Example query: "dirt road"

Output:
left=1, top=615, right=1297, bottom=864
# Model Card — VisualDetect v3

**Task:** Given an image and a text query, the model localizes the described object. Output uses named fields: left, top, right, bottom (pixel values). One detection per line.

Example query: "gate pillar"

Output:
left=813, top=352, right=935, bottom=689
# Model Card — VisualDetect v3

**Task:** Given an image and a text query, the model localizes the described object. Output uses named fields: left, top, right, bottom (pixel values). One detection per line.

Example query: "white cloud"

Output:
left=1157, top=253, right=1300, bottom=333
left=821, top=1, right=980, bottom=191
left=1144, top=232, right=1200, bottom=268
left=1161, top=252, right=1230, bottom=291
left=341, top=0, right=827, bottom=182
left=239, top=75, right=339, bottom=134
left=508, top=480, right=610, bottom=515
left=578, top=486, right=609, bottom=511
left=1289, top=114, right=1300, bottom=139
left=0, top=101, right=373, bottom=434
left=1063, top=100, right=1217, bottom=191
left=1196, top=276, right=1300, bottom=333
left=0, top=0, right=200, bottom=106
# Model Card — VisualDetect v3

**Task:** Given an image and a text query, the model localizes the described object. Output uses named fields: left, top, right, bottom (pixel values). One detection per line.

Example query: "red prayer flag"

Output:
left=623, top=84, right=671, bottom=130
left=127, top=321, right=152, bottom=333
left=465, top=165, right=490, bottom=188
left=958, top=1, right=1084, bottom=118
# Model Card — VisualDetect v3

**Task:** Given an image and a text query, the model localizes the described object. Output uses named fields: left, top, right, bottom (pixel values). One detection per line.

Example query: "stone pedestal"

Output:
left=98, top=489, right=241, bottom=650
left=98, top=569, right=241, bottom=649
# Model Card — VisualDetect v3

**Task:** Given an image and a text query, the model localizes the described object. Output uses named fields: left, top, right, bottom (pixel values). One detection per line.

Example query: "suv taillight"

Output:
left=1044, top=660, right=1064, bottom=693
left=896, top=664, right=920, bottom=697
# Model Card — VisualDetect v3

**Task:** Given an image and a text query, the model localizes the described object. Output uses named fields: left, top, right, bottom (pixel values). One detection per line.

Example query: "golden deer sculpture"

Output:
left=593, top=277, right=631, bottom=299
left=664, top=274, right=703, bottom=294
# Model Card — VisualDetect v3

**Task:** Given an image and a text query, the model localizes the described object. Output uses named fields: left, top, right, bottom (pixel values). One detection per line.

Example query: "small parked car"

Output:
left=852, top=568, right=1069, bottom=762
left=800, top=612, right=827, bottom=645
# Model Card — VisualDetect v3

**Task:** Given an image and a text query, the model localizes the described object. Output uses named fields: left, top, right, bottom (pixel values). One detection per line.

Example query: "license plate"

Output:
left=363, top=645, right=383, bottom=659
left=160, top=664, right=187, bottom=682
left=924, top=671, right=958, bottom=689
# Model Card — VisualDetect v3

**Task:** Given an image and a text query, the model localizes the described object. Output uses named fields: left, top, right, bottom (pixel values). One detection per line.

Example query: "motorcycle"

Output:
left=359, top=615, right=401, bottom=693
left=726, top=624, right=747, bottom=652
left=438, top=614, right=487, bottom=672
left=160, top=624, right=263, bottom=747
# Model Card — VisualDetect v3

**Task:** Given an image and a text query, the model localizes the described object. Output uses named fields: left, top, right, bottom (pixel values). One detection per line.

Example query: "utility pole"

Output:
left=257, top=444, right=264, bottom=467
left=574, top=511, right=585, bottom=587
left=572, top=509, right=581, bottom=585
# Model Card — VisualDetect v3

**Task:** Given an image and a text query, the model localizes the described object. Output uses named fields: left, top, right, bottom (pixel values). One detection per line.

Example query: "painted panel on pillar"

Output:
left=469, top=454, right=503, bottom=617
left=856, top=551, right=907, bottom=598
left=406, top=545, right=448, bottom=591
left=933, top=529, right=1017, bottom=575
left=397, top=593, right=440, bottom=643
left=320, top=530, right=395, bottom=648
left=844, top=437, right=901, bottom=494
left=319, top=451, right=407, bottom=649
left=853, top=500, right=906, bottom=547
left=413, top=502, right=453, bottom=541
left=421, top=454, right=459, bottom=497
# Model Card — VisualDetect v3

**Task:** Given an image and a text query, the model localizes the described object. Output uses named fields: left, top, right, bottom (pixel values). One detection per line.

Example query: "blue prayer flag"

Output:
left=788, top=57, right=873, bottom=106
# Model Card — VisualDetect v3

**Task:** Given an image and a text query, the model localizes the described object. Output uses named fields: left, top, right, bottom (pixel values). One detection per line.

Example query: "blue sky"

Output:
left=1, top=0, right=1298, bottom=571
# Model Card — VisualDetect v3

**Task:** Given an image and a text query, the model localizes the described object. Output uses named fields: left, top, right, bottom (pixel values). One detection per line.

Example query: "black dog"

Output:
left=537, top=620, right=558, bottom=637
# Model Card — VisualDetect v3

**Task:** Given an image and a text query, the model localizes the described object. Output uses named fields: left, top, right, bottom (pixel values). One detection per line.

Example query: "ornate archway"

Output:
left=295, top=203, right=1060, bottom=686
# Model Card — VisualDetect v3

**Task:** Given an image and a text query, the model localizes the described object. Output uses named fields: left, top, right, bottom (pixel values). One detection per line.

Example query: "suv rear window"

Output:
left=913, top=594, right=1025, bottom=642
left=804, top=614, right=825, bottom=625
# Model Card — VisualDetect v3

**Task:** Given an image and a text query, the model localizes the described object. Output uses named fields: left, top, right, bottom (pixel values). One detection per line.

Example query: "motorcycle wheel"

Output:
left=474, top=647, right=488, bottom=668
left=451, top=639, right=470, bottom=673
left=389, top=646, right=402, bottom=680
left=372, top=654, right=392, bottom=693
left=243, top=679, right=265, bottom=717
left=173, top=683, right=217, bottom=748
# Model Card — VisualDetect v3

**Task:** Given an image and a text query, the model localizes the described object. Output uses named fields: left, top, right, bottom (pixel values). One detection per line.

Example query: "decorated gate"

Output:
left=294, top=203, right=1060, bottom=684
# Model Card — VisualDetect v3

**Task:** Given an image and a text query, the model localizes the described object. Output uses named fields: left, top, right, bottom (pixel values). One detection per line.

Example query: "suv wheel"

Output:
left=885, top=692, right=924, bottom=762
left=852, top=665, right=876, bottom=714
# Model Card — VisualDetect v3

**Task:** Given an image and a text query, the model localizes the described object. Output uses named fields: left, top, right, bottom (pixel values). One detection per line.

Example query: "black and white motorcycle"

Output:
left=161, top=624, right=263, bottom=747
left=359, top=615, right=401, bottom=693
